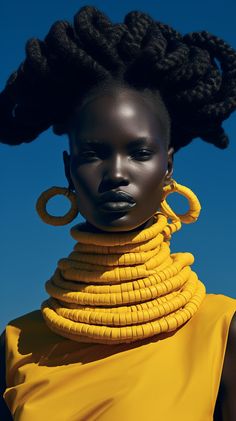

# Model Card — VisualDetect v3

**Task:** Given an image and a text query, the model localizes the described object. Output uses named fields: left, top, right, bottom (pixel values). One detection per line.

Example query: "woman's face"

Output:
left=64, top=89, right=174, bottom=233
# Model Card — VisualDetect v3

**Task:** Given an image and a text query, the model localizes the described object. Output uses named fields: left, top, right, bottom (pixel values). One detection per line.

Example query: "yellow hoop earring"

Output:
left=159, top=179, right=201, bottom=224
left=35, top=186, right=79, bottom=226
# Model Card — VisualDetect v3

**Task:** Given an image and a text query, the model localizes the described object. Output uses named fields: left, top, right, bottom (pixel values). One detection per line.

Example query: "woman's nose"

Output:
left=103, top=154, right=129, bottom=185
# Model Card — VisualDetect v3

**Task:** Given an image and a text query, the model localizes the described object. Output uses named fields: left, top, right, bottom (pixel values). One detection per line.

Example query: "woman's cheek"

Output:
left=140, top=157, right=167, bottom=186
left=71, top=165, right=100, bottom=198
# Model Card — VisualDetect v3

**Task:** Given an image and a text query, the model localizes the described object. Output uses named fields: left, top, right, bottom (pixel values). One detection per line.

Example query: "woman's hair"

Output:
left=0, top=5, right=236, bottom=152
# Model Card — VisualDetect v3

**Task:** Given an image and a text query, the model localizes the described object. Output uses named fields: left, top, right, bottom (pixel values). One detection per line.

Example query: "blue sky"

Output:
left=1, top=0, right=236, bottom=332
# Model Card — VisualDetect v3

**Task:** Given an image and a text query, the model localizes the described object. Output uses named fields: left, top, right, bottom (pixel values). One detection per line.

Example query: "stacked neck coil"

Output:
left=41, top=212, right=206, bottom=344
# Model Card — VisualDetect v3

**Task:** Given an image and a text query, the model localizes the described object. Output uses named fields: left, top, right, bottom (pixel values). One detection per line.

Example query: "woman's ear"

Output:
left=164, top=146, right=174, bottom=186
left=63, top=150, right=75, bottom=190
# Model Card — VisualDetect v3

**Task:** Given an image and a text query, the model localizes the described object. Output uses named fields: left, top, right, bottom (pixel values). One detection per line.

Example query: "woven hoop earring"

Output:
left=35, top=186, right=79, bottom=226
left=159, top=179, right=201, bottom=224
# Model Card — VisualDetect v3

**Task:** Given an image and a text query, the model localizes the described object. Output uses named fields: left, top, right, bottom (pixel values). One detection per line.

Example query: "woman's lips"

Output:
left=99, top=190, right=136, bottom=204
left=99, top=201, right=137, bottom=212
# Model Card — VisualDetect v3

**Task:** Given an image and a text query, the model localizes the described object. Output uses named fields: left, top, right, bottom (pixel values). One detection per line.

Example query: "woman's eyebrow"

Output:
left=78, top=139, right=106, bottom=149
left=79, top=139, right=103, bottom=145
left=128, top=137, right=150, bottom=147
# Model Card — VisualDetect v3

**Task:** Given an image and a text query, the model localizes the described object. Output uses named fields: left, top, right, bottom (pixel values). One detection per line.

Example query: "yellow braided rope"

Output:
left=41, top=211, right=206, bottom=344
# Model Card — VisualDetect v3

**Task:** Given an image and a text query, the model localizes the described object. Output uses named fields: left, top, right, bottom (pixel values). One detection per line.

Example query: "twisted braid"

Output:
left=0, top=5, right=236, bottom=152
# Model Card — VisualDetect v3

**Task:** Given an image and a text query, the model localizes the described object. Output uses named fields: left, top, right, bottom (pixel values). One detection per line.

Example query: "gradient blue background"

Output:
left=1, top=0, right=236, bottom=333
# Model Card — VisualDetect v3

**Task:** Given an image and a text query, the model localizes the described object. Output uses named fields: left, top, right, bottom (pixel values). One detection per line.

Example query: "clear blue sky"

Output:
left=1, top=0, right=236, bottom=333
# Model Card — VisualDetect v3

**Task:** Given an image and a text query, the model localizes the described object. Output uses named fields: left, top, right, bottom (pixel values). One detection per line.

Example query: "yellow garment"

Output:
left=3, top=293, right=236, bottom=420
left=41, top=212, right=206, bottom=344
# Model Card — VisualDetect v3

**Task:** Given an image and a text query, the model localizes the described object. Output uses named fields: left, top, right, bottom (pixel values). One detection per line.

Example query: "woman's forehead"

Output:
left=68, top=90, right=164, bottom=135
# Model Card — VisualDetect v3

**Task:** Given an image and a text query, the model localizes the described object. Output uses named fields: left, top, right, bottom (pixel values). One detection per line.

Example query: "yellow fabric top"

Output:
left=3, top=293, right=236, bottom=420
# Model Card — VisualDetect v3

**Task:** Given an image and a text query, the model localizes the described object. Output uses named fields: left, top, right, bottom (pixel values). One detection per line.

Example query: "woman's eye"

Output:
left=81, top=151, right=99, bottom=159
left=132, top=149, right=153, bottom=159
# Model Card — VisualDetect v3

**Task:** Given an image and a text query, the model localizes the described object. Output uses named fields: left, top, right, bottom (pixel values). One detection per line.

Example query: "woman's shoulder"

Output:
left=192, top=293, right=236, bottom=340
left=3, top=308, right=52, bottom=342
left=200, top=293, right=236, bottom=382
left=2, top=308, right=62, bottom=366
left=0, top=310, right=47, bottom=421
left=5, top=308, right=43, bottom=329
left=204, top=292, right=236, bottom=305
left=1, top=309, right=43, bottom=352
left=200, top=292, right=236, bottom=317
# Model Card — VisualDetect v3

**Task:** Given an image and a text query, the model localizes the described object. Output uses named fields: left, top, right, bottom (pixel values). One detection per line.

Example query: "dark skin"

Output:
left=0, top=88, right=235, bottom=419
left=64, top=89, right=174, bottom=233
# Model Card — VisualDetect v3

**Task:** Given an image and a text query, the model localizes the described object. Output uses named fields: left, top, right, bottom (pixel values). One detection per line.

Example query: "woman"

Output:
left=0, top=5, right=236, bottom=420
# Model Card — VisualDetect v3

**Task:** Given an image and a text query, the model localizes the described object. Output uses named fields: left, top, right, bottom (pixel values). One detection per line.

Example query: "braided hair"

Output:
left=0, top=5, right=236, bottom=153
